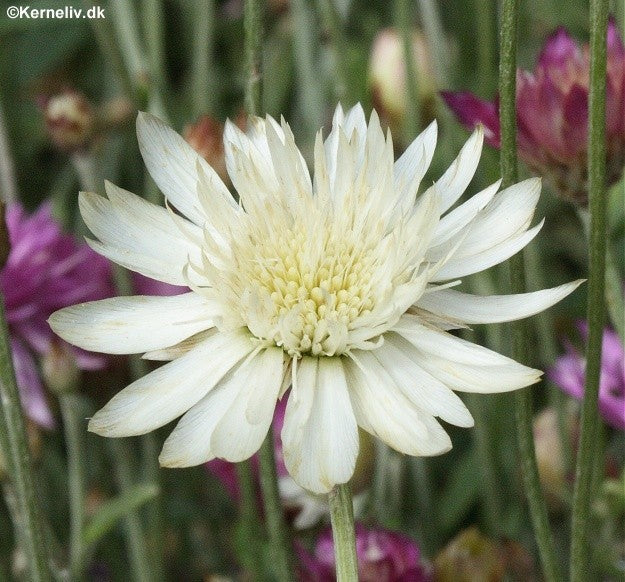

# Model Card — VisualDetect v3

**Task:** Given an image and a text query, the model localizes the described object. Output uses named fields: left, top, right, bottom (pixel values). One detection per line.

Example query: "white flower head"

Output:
left=49, top=104, right=582, bottom=494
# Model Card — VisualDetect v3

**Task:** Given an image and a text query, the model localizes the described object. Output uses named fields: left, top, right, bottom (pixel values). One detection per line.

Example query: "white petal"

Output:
left=423, top=126, right=484, bottom=213
left=345, top=353, right=452, bottom=455
left=431, top=219, right=544, bottom=281
left=49, top=293, right=217, bottom=355
left=282, top=357, right=359, bottom=494
left=430, top=180, right=500, bottom=248
left=416, top=280, right=584, bottom=324
left=211, top=347, right=285, bottom=461
left=394, top=320, right=541, bottom=392
left=137, top=112, right=232, bottom=226
left=393, top=121, right=437, bottom=209
left=79, top=189, right=197, bottom=286
left=88, top=330, right=254, bottom=437
left=376, top=336, right=474, bottom=427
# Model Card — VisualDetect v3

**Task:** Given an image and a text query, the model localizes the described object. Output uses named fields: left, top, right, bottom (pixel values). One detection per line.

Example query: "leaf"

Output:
left=82, top=483, right=159, bottom=548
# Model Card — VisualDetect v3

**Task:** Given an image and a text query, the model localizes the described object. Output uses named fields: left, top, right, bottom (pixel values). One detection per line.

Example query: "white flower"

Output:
left=49, top=104, right=582, bottom=494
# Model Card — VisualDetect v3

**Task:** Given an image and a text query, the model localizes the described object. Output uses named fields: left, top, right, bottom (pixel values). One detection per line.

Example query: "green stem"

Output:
left=258, top=429, right=295, bottom=582
left=524, top=241, right=575, bottom=473
left=244, top=0, right=264, bottom=116
left=82, top=0, right=135, bottom=103
left=394, top=0, right=420, bottom=141
left=107, top=440, right=154, bottom=582
left=291, top=0, right=326, bottom=141
left=0, top=99, right=17, bottom=204
left=143, top=0, right=166, bottom=95
left=417, top=0, right=448, bottom=87
left=474, top=0, right=497, bottom=92
left=576, top=208, right=624, bottom=342
left=570, top=0, right=609, bottom=579
left=316, top=0, right=350, bottom=103
left=499, top=1, right=562, bottom=580
left=328, top=484, right=358, bottom=581
left=235, top=460, right=264, bottom=580
left=192, top=0, right=217, bottom=116
left=0, top=297, right=51, bottom=581
left=59, top=394, right=87, bottom=580
left=109, top=0, right=148, bottom=92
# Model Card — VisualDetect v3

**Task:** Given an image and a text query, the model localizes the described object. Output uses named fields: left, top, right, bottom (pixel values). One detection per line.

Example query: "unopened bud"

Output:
left=369, top=28, right=437, bottom=135
left=184, top=116, right=229, bottom=186
left=42, top=90, right=95, bottom=151
left=42, top=342, right=80, bottom=395
left=433, top=527, right=505, bottom=582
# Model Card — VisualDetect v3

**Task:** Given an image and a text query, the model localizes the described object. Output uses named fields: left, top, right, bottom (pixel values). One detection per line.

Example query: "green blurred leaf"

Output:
left=437, top=448, right=480, bottom=533
left=82, top=483, right=159, bottom=548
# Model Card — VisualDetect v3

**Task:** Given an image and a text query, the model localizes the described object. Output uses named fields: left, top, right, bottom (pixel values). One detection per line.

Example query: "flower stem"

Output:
left=191, top=0, right=217, bottom=117
left=329, top=483, right=358, bottom=581
left=234, top=459, right=264, bottom=579
left=107, top=439, right=154, bottom=582
left=394, top=0, right=420, bottom=141
left=0, top=296, right=51, bottom=581
left=499, top=1, right=562, bottom=580
left=82, top=0, right=135, bottom=103
left=0, top=99, right=17, bottom=204
left=576, top=208, right=624, bottom=342
left=570, top=0, right=609, bottom=579
left=316, top=0, right=350, bottom=103
left=291, top=0, right=326, bottom=141
left=258, top=428, right=295, bottom=582
left=244, top=0, right=264, bottom=116
left=59, top=393, right=87, bottom=580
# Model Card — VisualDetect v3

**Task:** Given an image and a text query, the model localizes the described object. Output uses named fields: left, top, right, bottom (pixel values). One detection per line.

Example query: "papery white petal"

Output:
left=282, top=357, right=358, bottom=494
left=88, top=330, right=254, bottom=437
left=49, top=293, right=217, bottom=354
left=423, top=125, right=484, bottom=213
left=417, top=280, right=584, bottom=324
left=137, top=112, right=233, bottom=225
left=345, top=354, right=452, bottom=455
left=394, top=320, right=541, bottom=392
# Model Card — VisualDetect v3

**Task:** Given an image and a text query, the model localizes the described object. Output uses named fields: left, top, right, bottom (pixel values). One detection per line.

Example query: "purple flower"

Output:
left=548, top=322, right=625, bottom=430
left=299, top=523, right=431, bottom=582
left=442, top=20, right=625, bottom=205
left=2, top=203, right=114, bottom=427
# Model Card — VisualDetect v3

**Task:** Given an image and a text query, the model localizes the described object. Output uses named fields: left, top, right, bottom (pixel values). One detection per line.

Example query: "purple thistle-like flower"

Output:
left=2, top=202, right=114, bottom=427
left=299, top=523, right=431, bottom=582
left=442, top=20, right=625, bottom=205
left=548, top=322, right=625, bottom=430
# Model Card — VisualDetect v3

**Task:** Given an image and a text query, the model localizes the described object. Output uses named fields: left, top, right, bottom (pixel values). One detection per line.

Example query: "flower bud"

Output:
left=184, top=116, right=229, bottom=186
left=369, top=28, right=437, bottom=135
left=42, top=342, right=80, bottom=395
left=433, top=527, right=505, bottom=582
left=42, top=90, right=95, bottom=151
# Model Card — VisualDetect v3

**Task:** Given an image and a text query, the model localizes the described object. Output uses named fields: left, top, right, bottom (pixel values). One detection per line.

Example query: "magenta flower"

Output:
left=442, top=20, right=625, bottom=205
left=2, top=203, right=113, bottom=427
left=548, top=322, right=625, bottom=430
left=299, top=523, right=431, bottom=582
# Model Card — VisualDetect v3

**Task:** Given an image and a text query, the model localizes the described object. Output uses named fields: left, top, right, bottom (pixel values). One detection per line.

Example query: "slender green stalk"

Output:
left=0, top=297, right=51, bottom=581
left=244, top=0, right=264, bottom=116
left=315, top=0, right=350, bottom=103
left=328, top=484, right=358, bottom=581
left=576, top=208, right=624, bottom=342
left=107, top=440, right=154, bottom=582
left=234, top=460, right=264, bottom=579
left=524, top=241, right=574, bottom=472
left=291, top=0, right=326, bottom=140
left=499, top=1, right=562, bottom=580
left=143, top=0, right=167, bottom=95
left=192, top=0, right=217, bottom=116
left=258, top=429, right=295, bottom=582
left=570, top=1, right=609, bottom=579
left=474, top=0, right=497, bottom=92
left=417, top=0, right=448, bottom=87
left=109, top=0, right=148, bottom=90
left=0, top=99, right=17, bottom=204
left=394, top=0, right=420, bottom=141
left=82, top=0, right=135, bottom=102
left=59, top=394, right=87, bottom=580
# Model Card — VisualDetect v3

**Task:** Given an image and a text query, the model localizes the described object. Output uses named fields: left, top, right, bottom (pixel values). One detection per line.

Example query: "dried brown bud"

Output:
left=184, top=116, right=229, bottom=186
left=42, top=90, right=95, bottom=151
